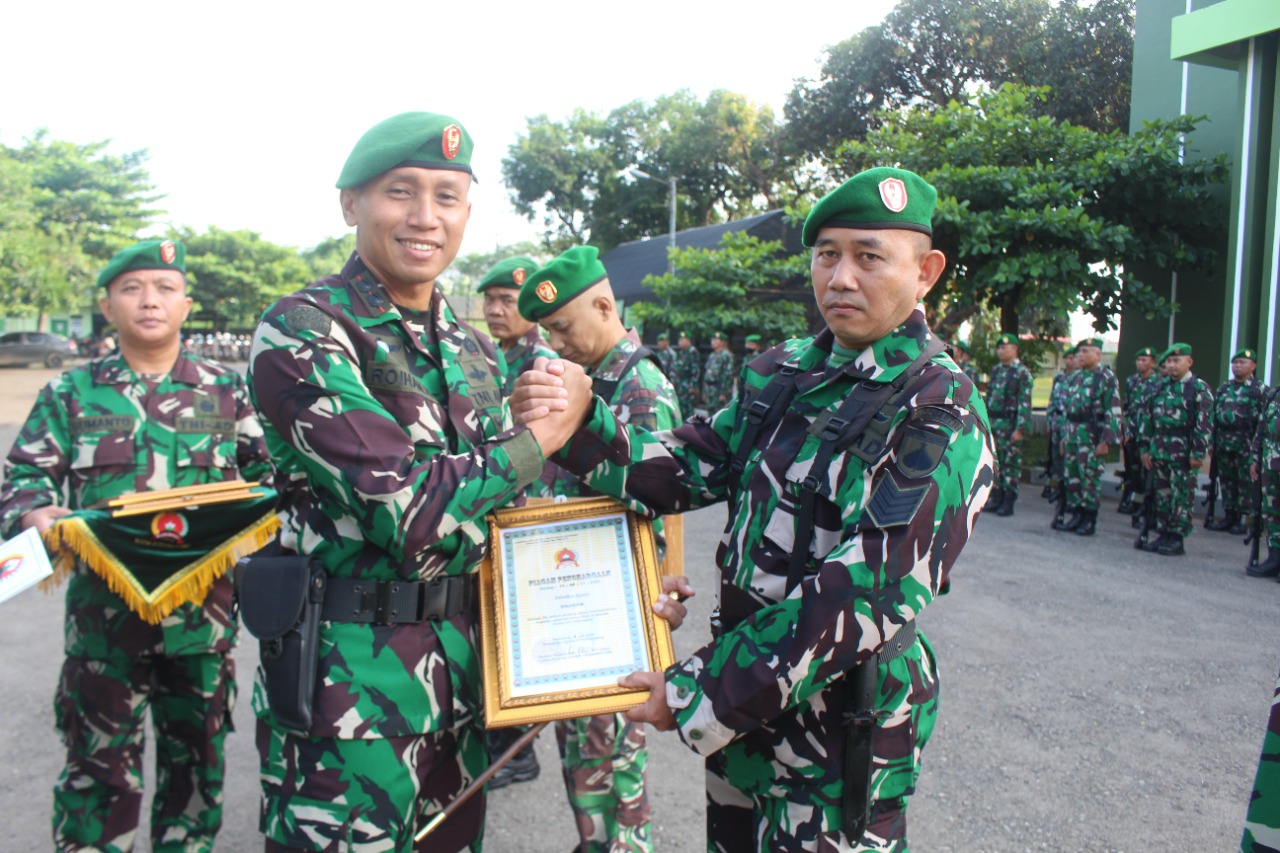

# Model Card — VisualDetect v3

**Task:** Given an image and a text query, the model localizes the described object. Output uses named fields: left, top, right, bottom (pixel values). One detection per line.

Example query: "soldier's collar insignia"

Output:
left=536, top=280, right=557, bottom=303
left=159, top=240, right=177, bottom=264
left=879, top=178, right=908, bottom=213
left=442, top=124, right=462, bottom=160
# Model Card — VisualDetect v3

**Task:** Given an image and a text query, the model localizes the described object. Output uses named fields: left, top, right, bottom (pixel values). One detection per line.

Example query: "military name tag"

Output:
left=70, top=415, right=136, bottom=435
left=176, top=417, right=236, bottom=434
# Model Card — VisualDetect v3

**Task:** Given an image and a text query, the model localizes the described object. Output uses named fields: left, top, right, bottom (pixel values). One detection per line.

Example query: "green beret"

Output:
left=336, top=112, right=474, bottom=189
left=1233, top=347, right=1258, bottom=362
left=996, top=333, right=1018, bottom=347
left=97, top=239, right=186, bottom=290
left=802, top=166, right=937, bottom=247
left=1159, top=342, right=1193, bottom=362
left=712, top=331, right=727, bottom=341
left=745, top=334, right=762, bottom=343
left=656, top=332, right=669, bottom=341
left=1136, top=347, right=1157, bottom=359
left=952, top=340, right=970, bottom=355
left=679, top=331, right=693, bottom=339
left=1077, top=337, right=1103, bottom=349
left=477, top=257, right=538, bottom=293
left=518, top=246, right=608, bottom=322
left=1065, top=346, right=1078, bottom=357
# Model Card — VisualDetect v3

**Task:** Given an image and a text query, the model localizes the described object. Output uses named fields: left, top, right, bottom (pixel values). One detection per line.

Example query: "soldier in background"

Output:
left=1136, top=343, right=1214, bottom=557
left=742, top=333, right=763, bottom=358
left=1054, top=337, right=1121, bottom=536
left=701, top=331, right=736, bottom=411
left=477, top=256, right=556, bottom=395
left=672, top=330, right=701, bottom=416
left=1207, top=348, right=1267, bottom=534
left=1043, top=346, right=1078, bottom=501
left=654, top=331, right=676, bottom=376
left=984, top=333, right=1034, bottom=516
left=1119, top=346, right=1159, bottom=514
left=1246, top=384, right=1280, bottom=577
left=518, top=245, right=685, bottom=853
left=952, top=339, right=979, bottom=383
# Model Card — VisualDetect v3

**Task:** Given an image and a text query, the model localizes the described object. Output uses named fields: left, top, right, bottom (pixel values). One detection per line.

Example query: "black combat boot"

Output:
left=1054, top=508, right=1083, bottom=532
left=1074, top=509, right=1097, bottom=536
left=1248, top=547, right=1280, bottom=578
left=1043, top=484, right=1060, bottom=502
left=1142, top=532, right=1167, bottom=552
left=996, top=492, right=1017, bottom=517
left=1230, top=515, right=1249, bottom=536
left=1041, top=481, right=1055, bottom=499
left=487, top=728, right=540, bottom=790
left=1156, top=533, right=1185, bottom=556
left=1130, top=506, right=1144, bottom=529
left=1117, top=492, right=1133, bottom=514
left=985, top=488, right=1005, bottom=511
left=1206, top=511, right=1235, bottom=532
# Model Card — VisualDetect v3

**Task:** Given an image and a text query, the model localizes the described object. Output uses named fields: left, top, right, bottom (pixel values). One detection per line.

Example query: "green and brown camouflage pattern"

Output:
left=1212, top=376, right=1268, bottom=515
left=672, top=345, right=701, bottom=416
left=1252, top=388, right=1280, bottom=549
left=0, top=349, right=272, bottom=852
left=498, top=324, right=557, bottom=395
left=654, top=345, right=676, bottom=378
left=1047, top=368, right=1076, bottom=484
left=1061, top=365, right=1122, bottom=511
left=1242, top=664, right=1280, bottom=852
left=985, top=359, right=1033, bottom=495
left=554, top=307, right=993, bottom=850
left=701, top=348, right=736, bottom=412
left=1136, top=373, right=1214, bottom=538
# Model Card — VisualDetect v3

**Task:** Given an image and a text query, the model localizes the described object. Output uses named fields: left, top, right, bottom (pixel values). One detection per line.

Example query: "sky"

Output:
left=2, top=0, right=901, bottom=258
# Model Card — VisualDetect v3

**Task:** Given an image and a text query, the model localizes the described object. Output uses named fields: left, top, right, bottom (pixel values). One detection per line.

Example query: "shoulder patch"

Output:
left=895, top=424, right=950, bottom=479
left=865, top=474, right=930, bottom=528
left=280, top=305, right=332, bottom=337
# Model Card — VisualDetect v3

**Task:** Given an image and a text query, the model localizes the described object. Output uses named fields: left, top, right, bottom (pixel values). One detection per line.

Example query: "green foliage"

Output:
left=300, top=234, right=356, bottom=280
left=834, top=84, right=1228, bottom=337
left=177, top=226, right=314, bottom=329
left=629, top=232, right=810, bottom=342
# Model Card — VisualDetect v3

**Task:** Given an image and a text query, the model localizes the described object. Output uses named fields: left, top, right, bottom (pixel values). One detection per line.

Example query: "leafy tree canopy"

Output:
left=177, top=226, right=313, bottom=329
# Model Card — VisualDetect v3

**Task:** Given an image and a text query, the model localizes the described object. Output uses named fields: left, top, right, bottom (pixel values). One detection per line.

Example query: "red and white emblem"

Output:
left=513, top=268, right=527, bottom=286
left=878, top=178, right=908, bottom=213
left=554, top=547, right=579, bottom=569
left=442, top=125, right=462, bottom=160
left=151, top=511, right=190, bottom=544
left=536, top=281, right=558, bottom=303
left=0, top=554, right=22, bottom=581
left=159, top=240, right=177, bottom=264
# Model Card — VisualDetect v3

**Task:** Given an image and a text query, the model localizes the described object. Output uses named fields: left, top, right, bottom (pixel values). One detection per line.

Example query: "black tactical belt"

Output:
left=1066, top=414, right=1095, bottom=423
left=321, top=575, right=476, bottom=625
left=879, top=620, right=917, bottom=663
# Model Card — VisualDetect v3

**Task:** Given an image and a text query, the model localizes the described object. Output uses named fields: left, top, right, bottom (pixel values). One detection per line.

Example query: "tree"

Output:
left=178, top=227, right=313, bottom=329
left=628, top=232, right=810, bottom=343
left=833, top=85, right=1229, bottom=338
left=436, top=241, right=545, bottom=297
left=300, top=234, right=356, bottom=281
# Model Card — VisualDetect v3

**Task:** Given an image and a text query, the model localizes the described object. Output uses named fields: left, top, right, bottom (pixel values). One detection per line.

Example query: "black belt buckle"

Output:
left=370, top=581, right=426, bottom=625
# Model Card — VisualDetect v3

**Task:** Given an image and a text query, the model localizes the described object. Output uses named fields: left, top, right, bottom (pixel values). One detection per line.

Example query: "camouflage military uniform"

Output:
left=672, top=345, right=701, bottom=416
left=540, top=329, right=681, bottom=853
left=1121, top=371, right=1159, bottom=507
left=0, top=350, right=272, bottom=853
left=654, top=345, right=676, bottom=379
left=249, top=253, right=545, bottom=852
left=499, top=324, right=558, bottom=395
left=984, top=359, right=1033, bottom=499
left=1061, top=366, right=1122, bottom=511
left=1046, top=369, right=1074, bottom=490
left=555, top=308, right=994, bottom=851
left=1211, top=376, right=1267, bottom=520
left=1243, top=665, right=1280, bottom=852
left=1253, top=388, right=1280, bottom=551
left=701, top=348, right=736, bottom=412
left=959, top=361, right=978, bottom=384
left=1135, top=373, right=1213, bottom=540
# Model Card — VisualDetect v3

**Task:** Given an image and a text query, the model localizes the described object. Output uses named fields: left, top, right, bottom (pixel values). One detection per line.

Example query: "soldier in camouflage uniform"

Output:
left=1242, top=665, right=1280, bottom=851
left=0, top=239, right=273, bottom=853
left=983, top=333, right=1033, bottom=516
left=1043, top=347, right=1078, bottom=501
left=1054, top=337, right=1121, bottom=535
left=1135, top=343, right=1214, bottom=557
left=654, top=332, right=676, bottom=377
left=701, top=332, right=736, bottom=412
left=514, top=167, right=994, bottom=851
left=1207, top=348, right=1268, bottom=535
left=951, top=339, right=978, bottom=384
left=673, top=331, right=701, bottom=416
left=478, top=255, right=557, bottom=396
left=1246, top=385, right=1280, bottom=577
left=247, top=113, right=606, bottom=853
left=1119, top=346, right=1159, bottom=514
left=518, top=245, right=685, bottom=853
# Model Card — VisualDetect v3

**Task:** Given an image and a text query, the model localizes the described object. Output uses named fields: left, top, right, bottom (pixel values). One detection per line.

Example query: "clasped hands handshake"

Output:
left=510, top=356, right=596, bottom=457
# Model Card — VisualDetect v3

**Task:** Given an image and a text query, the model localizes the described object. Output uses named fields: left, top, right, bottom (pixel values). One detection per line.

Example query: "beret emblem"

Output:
left=536, top=281, right=557, bottom=303
left=442, top=125, right=462, bottom=160
left=513, top=268, right=527, bottom=286
left=878, top=178, right=908, bottom=213
left=160, top=240, right=177, bottom=264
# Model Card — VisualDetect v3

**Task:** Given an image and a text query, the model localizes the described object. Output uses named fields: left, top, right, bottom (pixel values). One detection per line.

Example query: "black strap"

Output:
left=321, top=575, right=476, bottom=625
left=592, top=344, right=661, bottom=403
left=729, top=362, right=802, bottom=477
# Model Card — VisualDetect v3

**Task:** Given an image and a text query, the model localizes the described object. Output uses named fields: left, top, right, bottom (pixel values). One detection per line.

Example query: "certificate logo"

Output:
left=0, top=554, right=22, bottom=581
left=554, top=547, right=579, bottom=569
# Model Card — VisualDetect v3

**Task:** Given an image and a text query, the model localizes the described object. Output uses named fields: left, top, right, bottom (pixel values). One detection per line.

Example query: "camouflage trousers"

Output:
left=676, top=386, right=699, bottom=420
left=257, top=718, right=486, bottom=853
left=53, top=650, right=235, bottom=853
left=554, top=713, right=651, bottom=852
left=1149, top=458, right=1197, bottom=538
left=1216, top=448, right=1253, bottom=515
left=1242, top=664, right=1280, bottom=852
left=703, top=636, right=939, bottom=852
left=1062, top=426, right=1105, bottom=511
left=991, top=424, right=1022, bottom=495
left=1263, top=467, right=1280, bottom=549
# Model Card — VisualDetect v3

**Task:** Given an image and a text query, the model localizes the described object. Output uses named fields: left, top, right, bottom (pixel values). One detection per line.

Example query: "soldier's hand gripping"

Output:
left=511, top=356, right=594, bottom=456
left=618, top=670, right=677, bottom=730
left=21, top=505, right=72, bottom=533
left=652, top=575, right=694, bottom=630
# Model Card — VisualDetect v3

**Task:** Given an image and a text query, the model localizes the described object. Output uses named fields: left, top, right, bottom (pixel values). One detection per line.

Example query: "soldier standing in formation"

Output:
left=1246, top=382, right=1280, bottom=577
left=1119, top=346, right=1159, bottom=515
left=742, top=333, right=763, bottom=358
left=477, top=256, right=557, bottom=395
left=1135, top=343, right=1214, bottom=557
left=1043, top=346, right=1077, bottom=502
left=984, top=333, right=1033, bottom=516
left=952, top=339, right=978, bottom=383
left=672, top=330, right=701, bottom=416
left=1207, top=348, right=1267, bottom=535
left=701, top=331, right=736, bottom=412
left=653, top=331, right=676, bottom=376
left=1054, top=337, right=1121, bottom=536
left=0, top=240, right=274, bottom=852
left=517, top=245, right=685, bottom=853
left=513, top=166, right=994, bottom=851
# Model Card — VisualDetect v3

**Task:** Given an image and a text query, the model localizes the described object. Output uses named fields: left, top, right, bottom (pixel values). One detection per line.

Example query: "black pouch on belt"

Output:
left=235, top=555, right=327, bottom=732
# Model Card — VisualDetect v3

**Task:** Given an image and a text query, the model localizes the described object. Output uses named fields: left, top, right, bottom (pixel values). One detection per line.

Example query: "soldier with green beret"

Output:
left=247, top=112, right=609, bottom=851
left=1055, top=337, right=1121, bottom=535
left=654, top=331, right=676, bottom=376
left=1043, top=347, right=1079, bottom=503
left=1119, top=346, right=1161, bottom=515
left=0, top=239, right=275, bottom=851
left=517, top=244, right=686, bottom=853
left=511, top=165, right=994, bottom=850
left=701, top=331, right=736, bottom=411
left=477, top=256, right=556, bottom=396
left=673, top=330, right=701, bottom=416
left=985, top=333, right=1034, bottom=516
left=1135, top=342, right=1213, bottom=555
left=1207, top=346, right=1268, bottom=534
left=951, top=339, right=978, bottom=384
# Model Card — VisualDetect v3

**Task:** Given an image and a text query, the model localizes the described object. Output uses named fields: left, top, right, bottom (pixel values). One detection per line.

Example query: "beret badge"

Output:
left=879, top=178, right=908, bottom=213
left=536, top=281, right=558, bottom=303
left=513, top=268, right=527, bottom=286
left=442, top=124, right=462, bottom=160
left=160, top=240, right=177, bottom=264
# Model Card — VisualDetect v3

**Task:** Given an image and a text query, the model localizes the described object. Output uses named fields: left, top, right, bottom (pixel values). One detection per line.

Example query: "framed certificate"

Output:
left=479, top=496, right=676, bottom=727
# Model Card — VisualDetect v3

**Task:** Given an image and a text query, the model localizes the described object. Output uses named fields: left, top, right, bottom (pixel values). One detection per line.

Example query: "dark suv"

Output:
left=0, top=331, right=78, bottom=368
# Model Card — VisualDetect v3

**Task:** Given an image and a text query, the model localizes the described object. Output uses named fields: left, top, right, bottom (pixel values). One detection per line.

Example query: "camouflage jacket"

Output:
left=959, top=361, right=979, bottom=385
left=0, top=350, right=273, bottom=659
left=700, top=348, right=736, bottom=409
left=1122, top=371, right=1159, bottom=440
left=985, top=360, right=1033, bottom=432
left=673, top=346, right=701, bottom=390
left=654, top=346, right=676, bottom=377
left=499, top=324, right=557, bottom=395
left=1212, top=376, right=1268, bottom=455
left=1063, top=366, right=1122, bottom=445
left=554, top=308, right=993, bottom=786
left=1136, top=373, right=1214, bottom=462
left=1046, top=370, right=1073, bottom=432
left=249, top=253, right=544, bottom=739
left=1252, top=387, right=1280, bottom=471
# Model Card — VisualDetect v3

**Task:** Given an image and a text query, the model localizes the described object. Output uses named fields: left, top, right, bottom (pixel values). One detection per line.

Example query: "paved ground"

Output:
left=0, top=364, right=1273, bottom=851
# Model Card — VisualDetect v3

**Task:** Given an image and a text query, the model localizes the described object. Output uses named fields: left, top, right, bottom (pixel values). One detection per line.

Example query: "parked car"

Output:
left=0, top=331, right=78, bottom=368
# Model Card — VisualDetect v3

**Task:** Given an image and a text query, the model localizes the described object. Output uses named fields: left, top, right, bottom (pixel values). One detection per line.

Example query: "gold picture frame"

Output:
left=479, top=496, right=675, bottom=728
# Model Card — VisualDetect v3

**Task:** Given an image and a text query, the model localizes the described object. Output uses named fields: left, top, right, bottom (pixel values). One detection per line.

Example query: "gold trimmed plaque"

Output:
left=479, top=496, right=675, bottom=728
